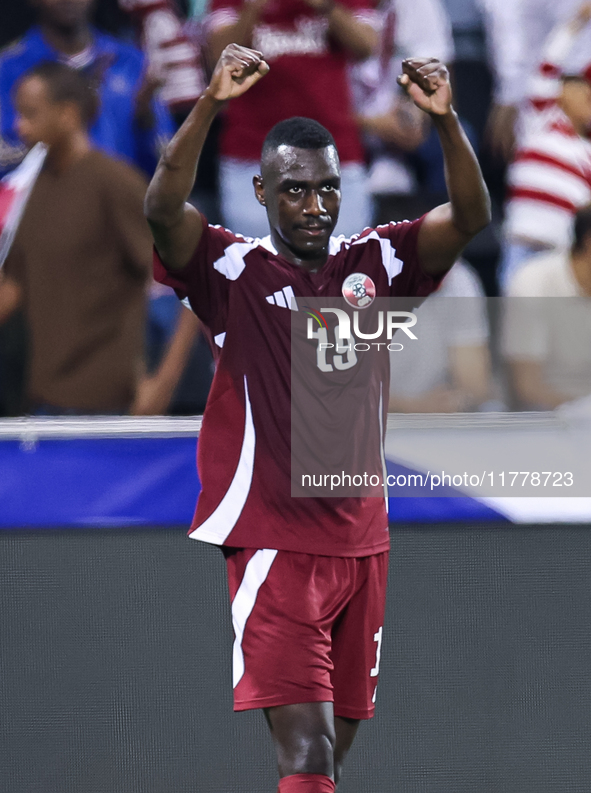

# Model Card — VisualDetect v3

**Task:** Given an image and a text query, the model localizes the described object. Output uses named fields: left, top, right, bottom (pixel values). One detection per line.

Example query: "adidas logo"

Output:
left=265, top=286, right=298, bottom=310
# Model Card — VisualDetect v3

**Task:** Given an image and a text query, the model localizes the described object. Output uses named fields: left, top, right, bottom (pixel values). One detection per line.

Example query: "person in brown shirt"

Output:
left=0, top=61, right=163, bottom=413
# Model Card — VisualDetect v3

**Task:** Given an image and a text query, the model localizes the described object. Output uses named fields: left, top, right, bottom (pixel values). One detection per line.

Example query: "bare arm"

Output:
left=389, top=345, right=491, bottom=413
left=311, top=0, right=378, bottom=60
left=449, top=345, right=491, bottom=406
left=209, top=0, right=377, bottom=63
left=509, top=359, right=571, bottom=410
left=0, top=273, right=22, bottom=324
left=144, top=44, right=269, bottom=271
left=398, top=58, right=491, bottom=276
left=357, top=95, right=429, bottom=150
left=207, top=0, right=269, bottom=64
left=131, top=308, right=201, bottom=415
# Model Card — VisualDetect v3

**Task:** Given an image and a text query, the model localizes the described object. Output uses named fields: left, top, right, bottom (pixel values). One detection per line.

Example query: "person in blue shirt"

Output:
left=0, top=0, right=174, bottom=177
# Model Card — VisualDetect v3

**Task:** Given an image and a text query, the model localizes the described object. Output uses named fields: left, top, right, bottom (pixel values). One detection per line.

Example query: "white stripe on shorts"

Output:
left=232, top=548, right=278, bottom=688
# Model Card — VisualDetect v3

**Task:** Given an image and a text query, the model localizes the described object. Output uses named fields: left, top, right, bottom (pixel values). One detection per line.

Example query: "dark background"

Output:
left=3, top=523, right=591, bottom=792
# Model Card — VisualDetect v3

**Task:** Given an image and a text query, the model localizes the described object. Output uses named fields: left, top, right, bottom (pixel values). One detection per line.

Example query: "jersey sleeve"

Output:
left=153, top=217, right=242, bottom=334
left=374, top=215, right=445, bottom=297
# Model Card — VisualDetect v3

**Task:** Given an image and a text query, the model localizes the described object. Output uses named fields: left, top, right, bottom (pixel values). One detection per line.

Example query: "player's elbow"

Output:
left=144, top=184, right=179, bottom=229
left=454, top=199, right=492, bottom=239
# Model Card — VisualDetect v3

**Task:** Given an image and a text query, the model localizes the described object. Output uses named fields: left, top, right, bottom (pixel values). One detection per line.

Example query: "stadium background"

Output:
left=2, top=2, right=591, bottom=791
left=1, top=419, right=590, bottom=792
left=3, top=522, right=591, bottom=793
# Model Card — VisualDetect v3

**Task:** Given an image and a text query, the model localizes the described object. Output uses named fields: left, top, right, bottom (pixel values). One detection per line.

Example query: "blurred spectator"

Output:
left=389, top=260, right=491, bottom=412
left=206, top=0, right=379, bottom=237
left=484, top=1, right=591, bottom=162
left=353, top=0, right=454, bottom=202
left=136, top=292, right=203, bottom=414
left=145, top=281, right=214, bottom=415
left=502, top=204, right=591, bottom=411
left=499, top=63, right=591, bottom=290
left=120, top=0, right=206, bottom=111
left=525, top=3, right=591, bottom=114
left=473, top=0, right=524, bottom=163
left=0, top=0, right=174, bottom=177
left=0, top=62, right=195, bottom=415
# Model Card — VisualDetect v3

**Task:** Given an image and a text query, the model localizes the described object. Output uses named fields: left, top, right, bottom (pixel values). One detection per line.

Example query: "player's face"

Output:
left=256, top=146, right=341, bottom=262
left=15, top=76, right=70, bottom=149
left=31, top=0, right=94, bottom=30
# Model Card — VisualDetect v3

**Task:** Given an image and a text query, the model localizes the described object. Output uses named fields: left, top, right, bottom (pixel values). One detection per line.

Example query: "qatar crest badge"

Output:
left=342, top=273, right=376, bottom=309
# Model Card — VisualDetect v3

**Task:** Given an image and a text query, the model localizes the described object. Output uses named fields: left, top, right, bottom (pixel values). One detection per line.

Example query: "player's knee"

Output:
left=281, top=728, right=336, bottom=777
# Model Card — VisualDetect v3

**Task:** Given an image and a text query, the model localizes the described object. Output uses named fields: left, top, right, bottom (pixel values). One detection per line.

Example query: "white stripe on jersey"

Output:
left=189, top=375, right=255, bottom=544
left=352, top=230, right=404, bottom=286
left=506, top=110, right=591, bottom=247
left=231, top=549, right=278, bottom=688
left=283, top=285, right=298, bottom=310
left=273, top=289, right=287, bottom=308
left=509, top=161, right=591, bottom=205
left=213, top=240, right=259, bottom=280
left=329, top=229, right=404, bottom=286
left=378, top=382, right=388, bottom=512
left=522, top=131, right=591, bottom=171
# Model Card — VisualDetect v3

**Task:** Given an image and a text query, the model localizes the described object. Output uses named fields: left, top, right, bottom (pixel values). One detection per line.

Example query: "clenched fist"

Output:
left=206, top=43, right=270, bottom=102
left=397, top=58, right=452, bottom=117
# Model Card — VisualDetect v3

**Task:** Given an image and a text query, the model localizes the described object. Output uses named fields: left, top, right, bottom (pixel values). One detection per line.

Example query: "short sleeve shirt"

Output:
left=208, top=0, right=378, bottom=163
left=154, top=216, right=441, bottom=556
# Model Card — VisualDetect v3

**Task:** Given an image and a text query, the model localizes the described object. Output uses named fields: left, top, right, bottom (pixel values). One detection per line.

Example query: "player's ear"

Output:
left=253, top=174, right=266, bottom=207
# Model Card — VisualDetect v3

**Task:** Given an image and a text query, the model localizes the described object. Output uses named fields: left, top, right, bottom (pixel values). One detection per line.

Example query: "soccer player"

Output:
left=145, top=44, right=490, bottom=792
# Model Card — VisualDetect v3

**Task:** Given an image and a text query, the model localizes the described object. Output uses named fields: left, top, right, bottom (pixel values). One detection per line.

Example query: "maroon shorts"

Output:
left=224, top=548, right=389, bottom=720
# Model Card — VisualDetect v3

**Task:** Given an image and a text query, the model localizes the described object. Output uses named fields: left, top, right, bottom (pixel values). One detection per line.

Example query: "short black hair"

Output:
left=261, top=117, right=336, bottom=160
left=572, top=204, right=591, bottom=251
left=18, top=61, right=99, bottom=127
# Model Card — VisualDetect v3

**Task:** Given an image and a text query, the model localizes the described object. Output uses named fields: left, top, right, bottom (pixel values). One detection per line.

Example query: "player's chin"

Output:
left=292, top=228, right=331, bottom=250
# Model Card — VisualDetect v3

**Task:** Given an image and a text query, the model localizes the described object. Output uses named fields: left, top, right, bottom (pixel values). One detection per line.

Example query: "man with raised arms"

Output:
left=145, top=44, right=490, bottom=793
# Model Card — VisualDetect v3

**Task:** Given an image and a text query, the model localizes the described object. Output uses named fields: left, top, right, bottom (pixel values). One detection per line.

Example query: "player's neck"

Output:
left=270, top=231, right=329, bottom=272
left=40, top=21, right=93, bottom=57
left=45, top=131, right=92, bottom=175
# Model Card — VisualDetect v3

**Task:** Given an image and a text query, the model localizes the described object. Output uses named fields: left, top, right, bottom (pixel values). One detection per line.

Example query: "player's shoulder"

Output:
left=197, top=223, right=277, bottom=274
left=329, top=218, right=421, bottom=255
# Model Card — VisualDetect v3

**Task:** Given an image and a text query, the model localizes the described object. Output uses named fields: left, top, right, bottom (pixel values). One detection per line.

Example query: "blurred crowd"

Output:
left=0, top=0, right=591, bottom=417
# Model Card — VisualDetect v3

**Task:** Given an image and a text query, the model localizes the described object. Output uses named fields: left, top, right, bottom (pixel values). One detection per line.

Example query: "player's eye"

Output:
left=322, top=184, right=336, bottom=193
left=288, top=186, right=302, bottom=194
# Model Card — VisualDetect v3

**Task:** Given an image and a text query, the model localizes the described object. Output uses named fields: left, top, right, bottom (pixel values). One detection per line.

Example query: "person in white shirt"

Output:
left=499, top=50, right=591, bottom=291
left=353, top=0, right=454, bottom=197
left=502, top=204, right=591, bottom=410
left=389, top=259, right=491, bottom=412
left=484, top=0, right=591, bottom=160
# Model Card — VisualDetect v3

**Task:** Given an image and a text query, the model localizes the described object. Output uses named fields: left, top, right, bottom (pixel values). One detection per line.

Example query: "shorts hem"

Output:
left=334, top=704, right=375, bottom=721
left=234, top=692, right=333, bottom=712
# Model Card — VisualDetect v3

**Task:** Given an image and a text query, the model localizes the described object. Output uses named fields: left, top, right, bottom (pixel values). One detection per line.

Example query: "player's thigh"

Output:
left=331, top=550, right=389, bottom=720
left=219, top=157, right=269, bottom=238
left=225, top=548, right=338, bottom=710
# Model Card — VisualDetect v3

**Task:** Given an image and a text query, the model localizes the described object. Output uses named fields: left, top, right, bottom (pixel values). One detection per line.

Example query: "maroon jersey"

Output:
left=153, top=215, right=440, bottom=556
left=208, top=0, right=377, bottom=163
